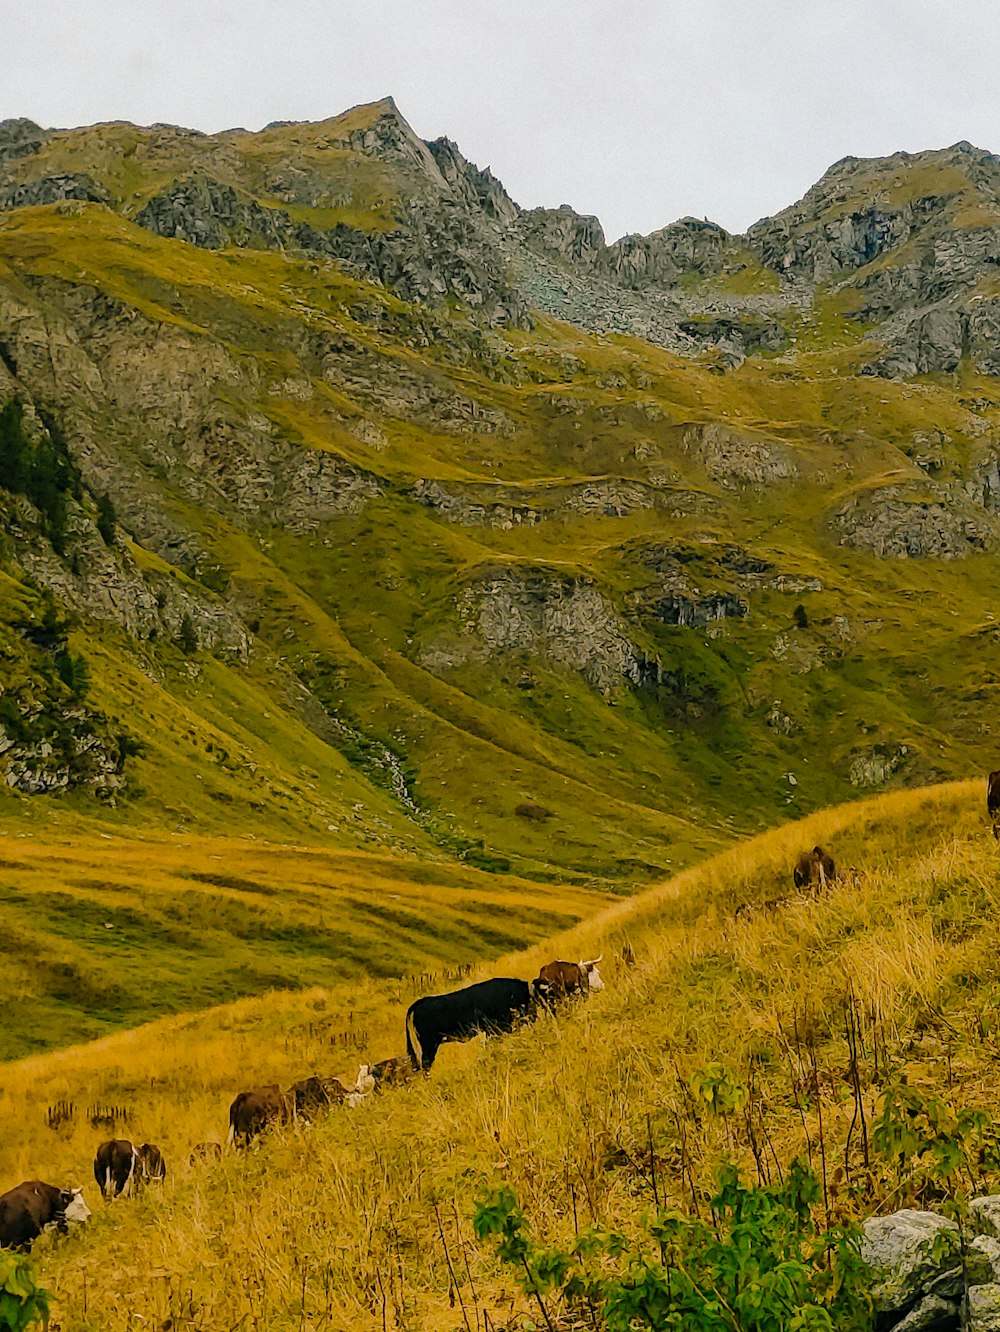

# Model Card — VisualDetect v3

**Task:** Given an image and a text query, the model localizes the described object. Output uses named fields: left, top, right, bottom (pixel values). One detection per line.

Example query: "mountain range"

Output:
left=2, top=95, right=1000, bottom=887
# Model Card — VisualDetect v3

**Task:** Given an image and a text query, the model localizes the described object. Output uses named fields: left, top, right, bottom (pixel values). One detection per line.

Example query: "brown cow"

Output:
left=189, top=1141, right=223, bottom=1166
left=288, top=1075, right=347, bottom=1121
left=370, top=1054, right=415, bottom=1089
left=289, top=1066, right=375, bottom=1120
left=137, top=1142, right=167, bottom=1183
left=94, top=1139, right=140, bottom=1200
left=793, top=846, right=837, bottom=892
left=0, top=1180, right=90, bottom=1249
left=227, top=1086, right=294, bottom=1147
left=536, top=956, right=604, bottom=997
left=988, top=770, right=1000, bottom=839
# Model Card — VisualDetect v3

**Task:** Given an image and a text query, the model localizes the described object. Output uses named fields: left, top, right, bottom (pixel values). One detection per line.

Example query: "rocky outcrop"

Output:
left=865, top=297, right=1000, bottom=379
left=519, top=205, right=606, bottom=269
left=648, top=592, right=748, bottom=628
left=1, top=708, right=126, bottom=796
left=134, top=177, right=530, bottom=328
left=417, top=568, right=654, bottom=696
left=860, top=1199, right=1000, bottom=1331
left=426, top=137, right=519, bottom=225
left=849, top=743, right=910, bottom=787
left=0, top=172, right=108, bottom=210
left=604, top=218, right=731, bottom=288
left=677, top=423, right=797, bottom=487
left=0, top=118, right=48, bottom=163
left=835, top=486, right=998, bottom=558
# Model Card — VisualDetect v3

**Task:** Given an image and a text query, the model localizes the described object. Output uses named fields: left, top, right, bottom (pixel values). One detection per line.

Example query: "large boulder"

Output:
left=860, top=1210, right=961, bottom=1317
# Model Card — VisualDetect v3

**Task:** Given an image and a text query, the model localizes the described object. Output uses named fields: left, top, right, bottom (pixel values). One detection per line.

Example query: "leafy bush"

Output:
left=474, top=1160, right=872, bottom=1331
left=0, top=1251, right=49, bottom=1331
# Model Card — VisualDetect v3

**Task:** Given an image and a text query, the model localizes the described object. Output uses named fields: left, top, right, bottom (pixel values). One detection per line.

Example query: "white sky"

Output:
left=2, top=0, right=997, bottom=242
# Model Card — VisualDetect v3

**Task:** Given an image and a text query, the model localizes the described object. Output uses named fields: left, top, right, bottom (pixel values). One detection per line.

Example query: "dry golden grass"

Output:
left=8, top=778, right=1000, bottom=1330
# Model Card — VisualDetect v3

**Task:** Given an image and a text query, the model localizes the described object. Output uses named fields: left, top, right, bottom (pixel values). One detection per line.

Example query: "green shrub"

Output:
left=474, top=1160, right=872, bottom=1331
left=0, top=1251, right=49, bottom=1331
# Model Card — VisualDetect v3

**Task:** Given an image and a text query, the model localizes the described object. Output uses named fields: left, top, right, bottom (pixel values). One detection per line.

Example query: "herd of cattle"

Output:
left=4, top=780, right=997, bottom=1255
left=0, top=955, right=605, bottom=1250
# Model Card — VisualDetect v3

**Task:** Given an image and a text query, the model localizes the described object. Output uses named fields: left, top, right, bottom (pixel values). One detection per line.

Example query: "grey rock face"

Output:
left=0, top=117, right=48, bottom=163
left=426, top=137, right=519, bottom=225
left=0, top=172, right=108, bottom=210
left=648, top=592, right=748, bottom=628
left=835, top=486, right=997, bottom=558
left=678, top=423, right=797, bottom=486
left=849, top=743, right=909, bottom=787
left=429, top=568, right=653, bottom=696
left=603, top=217, right=730, bottom=290
left=519, top=204, right=606, bottom=269
left=971, top=1196, right=1000, bottom=1240
left=969, top=1283, right=1000, bottom=1332
left=860, top=1209, right=961, bottom=1316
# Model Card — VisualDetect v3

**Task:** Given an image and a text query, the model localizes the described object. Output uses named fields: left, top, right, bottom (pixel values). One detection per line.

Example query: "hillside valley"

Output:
left=2, top=98, right=1000, bottom=1045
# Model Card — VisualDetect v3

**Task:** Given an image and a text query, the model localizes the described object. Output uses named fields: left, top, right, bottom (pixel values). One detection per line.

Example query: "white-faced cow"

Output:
left=536, top=956, right=604, bottom=997
left=0, top=1180, right=90, bottom=1249
left=405, top=977, right=546, bottom=1072
left=988, top=770, right=1000, bottom=839
left=793, top=846, right=836, bottom=892
left=94, top=1139, right=141, bottom=1200
left=288, top=1067, right=373, bottom=1120
left=227, top=1085, right=294, bottom=1147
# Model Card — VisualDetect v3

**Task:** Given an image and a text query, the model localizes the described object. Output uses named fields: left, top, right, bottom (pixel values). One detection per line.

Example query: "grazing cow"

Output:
left=189, top=1141, right=223, bottom=1166
left=793, top=846, right=837, bottom=892
left=0, top=1180, right=90, bottom=1249
left=94, top=1139, right=140, bottom=1200
left=988, top=770, right=1000, bottom=839
left=370, top=1054, right=415, bottom=1088
left=227, top=1085, right=294, bottom=1147
left=137, top=1142, right=167, bottom=1183
left=405, top=977, right=546, bottom=1072
left=536, top=956, right=604, bottom=997
left=288, top=1066, right=375, bottom=1121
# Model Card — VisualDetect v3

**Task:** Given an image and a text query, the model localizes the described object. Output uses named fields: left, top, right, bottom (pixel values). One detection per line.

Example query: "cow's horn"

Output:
left=582, top=954, right=603, bottom=967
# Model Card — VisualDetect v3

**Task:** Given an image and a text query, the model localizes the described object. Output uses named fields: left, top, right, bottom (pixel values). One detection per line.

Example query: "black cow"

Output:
left=0, top=1180, right=90, bottom=1249
left=405, top=977, right=546, bottom=1071
left=988, top=770, right=1000, bottom=839
left=94, top=1139, right=140, bottom=1200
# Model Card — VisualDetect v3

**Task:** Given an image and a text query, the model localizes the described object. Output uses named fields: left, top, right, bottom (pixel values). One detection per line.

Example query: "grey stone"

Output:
left=891, top=1291, right=960, bottom=1331
left=968, top=1282, right=1000, bottom=1331
left=971, top=1197, right=1000, bottom=1240
left=860, top=1209, right=960, bottom=1315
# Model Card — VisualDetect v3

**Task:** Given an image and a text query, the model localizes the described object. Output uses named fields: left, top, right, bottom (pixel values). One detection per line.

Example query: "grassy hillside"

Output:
left=0, top=817, right=608, bottom=1060
left=7, top=779, right=1000, bottom=1329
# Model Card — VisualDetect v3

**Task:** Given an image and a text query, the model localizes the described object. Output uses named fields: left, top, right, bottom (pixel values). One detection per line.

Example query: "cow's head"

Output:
left=46, top=1188, right=91, bottom=1234
left=347, top=1064, right=375, bottom=1102
left=579, top=956, right=604, bottom=992
left=63, top=1188, right=91, bottom=1227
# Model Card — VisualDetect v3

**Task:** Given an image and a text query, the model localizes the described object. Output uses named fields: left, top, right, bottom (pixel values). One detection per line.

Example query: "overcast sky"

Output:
left=2, top=1, right=996, bottom=241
